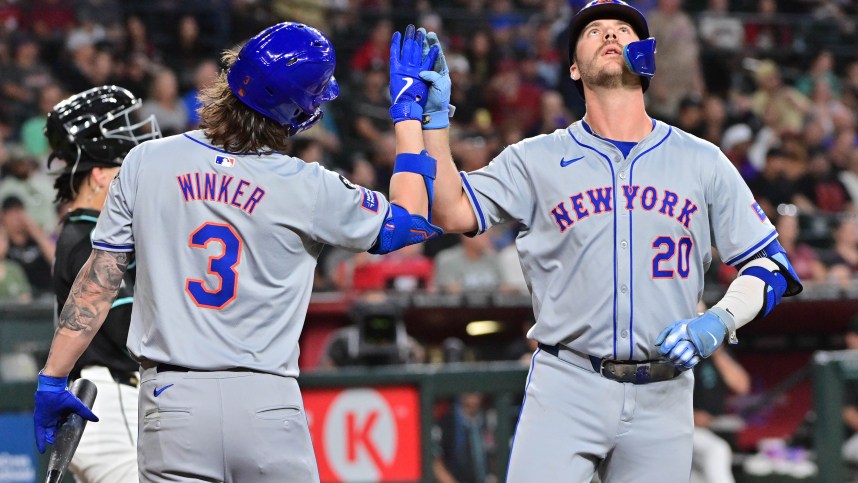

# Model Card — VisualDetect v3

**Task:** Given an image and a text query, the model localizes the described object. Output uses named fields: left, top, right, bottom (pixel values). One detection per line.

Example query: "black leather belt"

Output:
left=538, top=343, right=681, bottom=384
left=154, top=363, right=262, bottom=374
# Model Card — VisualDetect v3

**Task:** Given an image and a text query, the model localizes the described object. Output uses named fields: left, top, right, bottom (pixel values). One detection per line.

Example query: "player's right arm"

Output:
left=423, top=129, right=478, bottom=233
left=417, top=29, right=478, bottom=234
left=35, top=249, right=128, bottom=452
left=43, top=250, right=130, bottom=376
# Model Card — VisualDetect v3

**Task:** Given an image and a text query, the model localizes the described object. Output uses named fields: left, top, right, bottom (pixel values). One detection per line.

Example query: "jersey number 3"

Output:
left=185, top=222, right=243, bottom=309
left=652, top=236, right=693, bottom=279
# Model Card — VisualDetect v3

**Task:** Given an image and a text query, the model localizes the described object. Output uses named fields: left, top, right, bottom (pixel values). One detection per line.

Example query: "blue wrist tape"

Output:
left=393, top=151, right=436, bottom=178
left=393, top=150, right=437, bottom=221
left=422, top=109, right=450, bottom=129
left=389, top=102, right=424, bottom=124
left=422, top=105, right=456, bottom=130
left=38, top=373, right=68, bottom=392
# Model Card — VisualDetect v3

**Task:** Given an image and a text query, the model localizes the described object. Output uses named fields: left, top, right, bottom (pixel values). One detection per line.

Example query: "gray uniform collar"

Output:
left=567, top=118, right=672, bottom=160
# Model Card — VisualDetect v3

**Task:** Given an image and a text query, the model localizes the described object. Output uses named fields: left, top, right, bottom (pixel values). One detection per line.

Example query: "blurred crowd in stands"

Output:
left=2, top=0, right=858, bottom=304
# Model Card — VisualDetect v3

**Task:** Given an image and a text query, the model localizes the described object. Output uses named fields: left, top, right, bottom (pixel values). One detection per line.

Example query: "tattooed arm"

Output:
left=42, top=249, right=131, bottom=377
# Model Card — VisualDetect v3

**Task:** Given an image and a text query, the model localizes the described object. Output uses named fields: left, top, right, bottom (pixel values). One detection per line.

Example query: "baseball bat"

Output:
left=44, top=378, right=97, bottom=483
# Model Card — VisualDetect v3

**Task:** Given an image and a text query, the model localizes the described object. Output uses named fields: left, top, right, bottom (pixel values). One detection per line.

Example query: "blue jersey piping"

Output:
left=626, top=127, right=673, bottom=357
left=725, top=230, right=778, bottom=266
left=92, top=241, right=134, bottom=251
left=460, top=172, right=487, bottom=234
left=568, top=128, right=618, bottom=358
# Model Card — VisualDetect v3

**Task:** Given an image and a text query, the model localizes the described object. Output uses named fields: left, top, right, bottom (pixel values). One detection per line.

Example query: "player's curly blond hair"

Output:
left=197, top=50, right=291, bottom=153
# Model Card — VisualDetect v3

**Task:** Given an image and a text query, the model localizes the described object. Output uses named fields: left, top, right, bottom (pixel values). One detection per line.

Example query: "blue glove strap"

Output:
left=38, top=374, right=68, bottom=392
left=692, top=310, right=728, bottom=357
left=390, top=102, right=424, bottom=124
left=393, top=151, right=436, bottom=221
left=422, top=109, right=450, bottom=129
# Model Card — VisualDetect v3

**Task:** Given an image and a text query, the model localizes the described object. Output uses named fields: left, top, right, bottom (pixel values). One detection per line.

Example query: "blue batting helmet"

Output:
left=227, top=22, right=339, bottom=135
left=567, top=0, right=654, bottom=97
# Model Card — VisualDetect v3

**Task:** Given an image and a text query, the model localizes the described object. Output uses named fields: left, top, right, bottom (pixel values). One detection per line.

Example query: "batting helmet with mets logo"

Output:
left=227, top=22, right=339, bottom=136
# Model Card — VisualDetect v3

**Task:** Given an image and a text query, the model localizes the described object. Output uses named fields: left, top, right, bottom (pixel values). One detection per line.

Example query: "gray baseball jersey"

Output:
left=463, top=119, right=774, bottom=481
left=92, top=130, right=388, bottom=376
left=461, top=120, right=775, bottom=360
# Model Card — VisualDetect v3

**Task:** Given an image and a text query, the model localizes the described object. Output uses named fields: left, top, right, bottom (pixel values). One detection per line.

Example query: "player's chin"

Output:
left=589, top=69, right=624, bottom=89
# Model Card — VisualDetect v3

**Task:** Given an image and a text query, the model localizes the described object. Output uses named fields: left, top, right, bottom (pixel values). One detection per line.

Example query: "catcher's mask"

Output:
left=46, top=85, right=161, bottom=176
left=227, top=22, right=339, bottom=136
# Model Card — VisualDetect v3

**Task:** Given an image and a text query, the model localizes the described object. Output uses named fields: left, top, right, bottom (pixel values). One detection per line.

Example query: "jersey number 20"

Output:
left=652, top=236, right=693, bottom=279
left=185, top=222, right=243, bottom=309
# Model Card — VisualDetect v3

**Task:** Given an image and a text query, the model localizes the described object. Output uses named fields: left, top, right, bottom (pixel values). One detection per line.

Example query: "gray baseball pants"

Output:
left=506, top=349, right=694, bottom=482
left=137, top=366, right=320, bottom=482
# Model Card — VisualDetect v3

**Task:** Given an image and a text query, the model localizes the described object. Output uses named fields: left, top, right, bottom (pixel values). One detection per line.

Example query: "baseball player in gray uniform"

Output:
left=34, top=22, right=441, bottom=482
left=399, top=1, right=803, bottom=481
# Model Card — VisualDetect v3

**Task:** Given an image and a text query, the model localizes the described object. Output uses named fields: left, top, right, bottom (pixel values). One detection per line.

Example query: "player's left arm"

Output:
left=657, top=241, right=802, bottom=369
left=657, top=146, right=803, bottom=370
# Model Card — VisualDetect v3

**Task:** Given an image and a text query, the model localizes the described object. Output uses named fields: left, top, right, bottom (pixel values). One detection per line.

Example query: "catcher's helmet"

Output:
left=227, top=22, right=339, bottom=136
left=567, top=0, right=654, bottom=97
left=46, top=85, right=161, bottom=173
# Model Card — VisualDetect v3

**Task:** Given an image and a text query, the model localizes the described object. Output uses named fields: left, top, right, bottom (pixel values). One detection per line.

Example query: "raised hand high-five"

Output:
left=417, top=28, right=453, bottom=129
left=389, top=24, right=438, bottom=124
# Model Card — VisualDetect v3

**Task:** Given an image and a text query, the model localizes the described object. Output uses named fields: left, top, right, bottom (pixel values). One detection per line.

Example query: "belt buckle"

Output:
left=599, top=359, right=613, bottom=379
left=600, top=360, right=654, bottom=383
left=634, top=362, right=652, bottom=383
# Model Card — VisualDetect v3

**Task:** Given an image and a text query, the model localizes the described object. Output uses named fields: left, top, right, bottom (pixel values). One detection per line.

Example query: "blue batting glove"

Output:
left=389, top=24, right=439, bottom=124
left=417, top=28, right=453, bottom=129
left=34, top=374, right=98, bottom=454
left=654, top=309, right=730, bottom=370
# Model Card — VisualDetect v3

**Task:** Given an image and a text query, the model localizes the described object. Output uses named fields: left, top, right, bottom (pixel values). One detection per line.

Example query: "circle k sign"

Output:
left=304, top=386, right=421, bottom=482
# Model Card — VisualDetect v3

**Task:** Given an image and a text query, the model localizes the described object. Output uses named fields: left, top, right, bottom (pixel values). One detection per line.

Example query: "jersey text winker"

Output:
left=176, top=171, right=267, bottom=215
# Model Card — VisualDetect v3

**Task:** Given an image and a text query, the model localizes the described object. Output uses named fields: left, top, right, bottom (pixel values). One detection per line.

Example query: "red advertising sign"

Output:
left=304, top=386, right=421, bottom=482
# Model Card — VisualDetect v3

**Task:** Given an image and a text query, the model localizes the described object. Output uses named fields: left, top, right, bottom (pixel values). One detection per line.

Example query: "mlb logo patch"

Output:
left=360, top=187, right=379, bottom=213
left=214, top=155, right=235, bottom=167
left=752, top=201, right=767, bottom=221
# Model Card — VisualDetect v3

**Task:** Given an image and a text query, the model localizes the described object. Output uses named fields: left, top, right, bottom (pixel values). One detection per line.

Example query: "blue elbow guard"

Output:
left=740, top=239, right=803, bottom=317
left=759, top=239, right=803, bottom=296
left=369, top=204, right=443, bottom=255
left=742, top=265, right=787, bottom=317
left=393, top=150, right=436, bottom=221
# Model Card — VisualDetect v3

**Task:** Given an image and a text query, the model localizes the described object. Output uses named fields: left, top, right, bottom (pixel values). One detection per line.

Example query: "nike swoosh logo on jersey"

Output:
left=560, top=156, right=585, bottom=167
left=394, top=77, right=414, bottom=104
left=154, top=384, right=174, bottom=397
